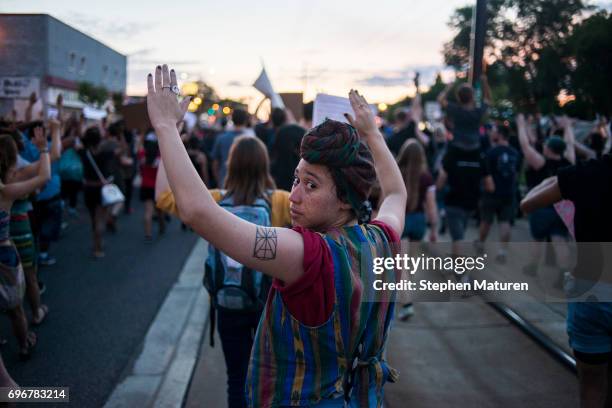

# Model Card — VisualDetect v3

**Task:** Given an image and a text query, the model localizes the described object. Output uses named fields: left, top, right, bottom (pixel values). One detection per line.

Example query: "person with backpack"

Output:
left=156, top=135, right=291, bottom=408
left=148, top=65, right=405, bottom=407
left=475, top=123, right=519, bottom=263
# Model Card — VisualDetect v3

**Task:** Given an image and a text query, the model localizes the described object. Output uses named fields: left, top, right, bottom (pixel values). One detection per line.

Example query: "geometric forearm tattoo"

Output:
left=253, top=226, right=277, bottom=260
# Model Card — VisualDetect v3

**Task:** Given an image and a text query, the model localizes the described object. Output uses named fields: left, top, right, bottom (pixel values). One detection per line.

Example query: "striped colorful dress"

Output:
left=247, top=222, right=398, bottom=407
left=9, top=198, right=36, bottom=269
left=0, top=208, right=26, bottom=310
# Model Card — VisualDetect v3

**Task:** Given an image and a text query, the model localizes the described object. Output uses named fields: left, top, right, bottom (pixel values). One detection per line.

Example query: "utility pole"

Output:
left=469, top=0, right=487, bottom=102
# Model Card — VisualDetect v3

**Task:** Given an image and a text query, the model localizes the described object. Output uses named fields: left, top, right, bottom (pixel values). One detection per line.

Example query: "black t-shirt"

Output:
left=558, top=155, right=612, bottom=242
left=486, top=145, right=519, bottom=198
left=270, top=124, right=306, bottom=191
left=445, top=102, right=488, bottom=150
left=558, top=155, right=612, bottom=282
left=255, top=123, right=275, bottom=152
left=386, top=121, right=416, bottom=156
left=80, top=149, right=114, bottom=183
left=443, top=146, right=488, bottom=210
left=527, top=157, right=572, bottom=189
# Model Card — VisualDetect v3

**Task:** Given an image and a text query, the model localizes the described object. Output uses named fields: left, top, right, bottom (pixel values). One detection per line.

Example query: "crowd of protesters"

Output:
left=0, top=62, right=610, bottom=406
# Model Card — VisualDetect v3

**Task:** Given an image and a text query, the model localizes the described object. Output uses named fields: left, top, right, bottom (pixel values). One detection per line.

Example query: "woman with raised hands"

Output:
left=0, top=126, right=51, bottom=360
left=147, top=64, right=406, bottom=407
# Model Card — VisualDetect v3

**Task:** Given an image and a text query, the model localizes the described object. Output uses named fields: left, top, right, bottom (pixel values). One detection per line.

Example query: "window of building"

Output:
left=68, top=52, right=76, bottom=72
left=78, top=56, right=86, bottom=75
left=102, top=65, right=109, bottom=82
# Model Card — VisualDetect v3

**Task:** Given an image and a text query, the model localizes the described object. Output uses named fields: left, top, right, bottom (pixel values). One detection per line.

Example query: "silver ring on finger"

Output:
left=171, top=85, right=180, bottom=95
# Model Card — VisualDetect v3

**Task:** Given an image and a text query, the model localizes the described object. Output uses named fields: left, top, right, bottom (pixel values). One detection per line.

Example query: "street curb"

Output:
left=104, top=239, right=209, bottom=408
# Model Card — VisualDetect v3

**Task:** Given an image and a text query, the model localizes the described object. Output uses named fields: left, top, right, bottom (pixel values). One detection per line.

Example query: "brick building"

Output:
left=0, top=14, right=126, bottom=119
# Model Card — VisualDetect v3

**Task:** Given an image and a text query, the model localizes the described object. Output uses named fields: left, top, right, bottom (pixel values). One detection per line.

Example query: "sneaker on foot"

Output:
left=38, top=253, right=56, bottom=266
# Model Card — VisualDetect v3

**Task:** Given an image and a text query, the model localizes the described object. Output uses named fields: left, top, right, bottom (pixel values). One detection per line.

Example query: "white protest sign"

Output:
left=313, top=93, right=377, bottom=126
left=425, top=101, right=442, bottom=121
left=0, top=77, right=40, bottom=98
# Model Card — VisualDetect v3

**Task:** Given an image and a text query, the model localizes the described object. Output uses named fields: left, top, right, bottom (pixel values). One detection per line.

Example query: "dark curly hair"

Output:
left=300, top=119, right=377, bottom=223
left=0, top=134, right=18, bottom=183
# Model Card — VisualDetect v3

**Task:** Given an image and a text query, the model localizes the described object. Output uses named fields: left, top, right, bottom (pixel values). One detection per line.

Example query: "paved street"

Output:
left=0, top=200, right=197, bottom=407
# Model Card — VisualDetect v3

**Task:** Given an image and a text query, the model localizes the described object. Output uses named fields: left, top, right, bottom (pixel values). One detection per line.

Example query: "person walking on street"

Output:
left=147, top=65, right=406, bottom=407
left=475, top=124, right=519, bottom=263
left=139, top=131, right=165, bottom=242
left=157, top=135, right=291, bottom=408
left=521, top=153, right=612, bottom=408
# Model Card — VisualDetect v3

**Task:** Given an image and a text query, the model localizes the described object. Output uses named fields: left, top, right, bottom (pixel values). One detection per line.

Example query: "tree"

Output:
left=566, top=11, right=612, bottom=116
left=443, top=0, right=589, bottom=112
left=78, top=82, right=108, bottom=107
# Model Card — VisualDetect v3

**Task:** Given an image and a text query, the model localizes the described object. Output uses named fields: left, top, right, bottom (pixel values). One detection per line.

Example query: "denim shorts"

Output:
left=402, top=212, right=426, bottom=241
left=446, top=206, right=471, bottom=241
left=33, top=196, right=63, bottom=242
left=480, top=196, right=515, bottom=224
left=567, top=301, right=612, bottom=354
left=528, top=206, right=568, bottom=240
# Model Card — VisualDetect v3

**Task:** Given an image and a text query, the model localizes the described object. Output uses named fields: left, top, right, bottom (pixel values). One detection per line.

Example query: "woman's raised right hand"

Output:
left=345, top=89, right=379, bottom=141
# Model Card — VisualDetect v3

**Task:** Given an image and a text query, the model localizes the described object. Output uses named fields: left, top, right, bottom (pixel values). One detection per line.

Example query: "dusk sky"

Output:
left=3, top=0, right=605, bottom=107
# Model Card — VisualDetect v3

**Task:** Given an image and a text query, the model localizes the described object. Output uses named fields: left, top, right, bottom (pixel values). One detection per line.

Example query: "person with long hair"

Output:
left=8, top=129, right=49, bottom=325
left=157, top=135, right=291, bottom=408
left=147, top=65, right=406, bottom=407
left=397, top=139, right=438, bottom=243
left=0, top=127, right=50, bottom=360
left=395, top=139, right=438, bottom=320
left=139, top=131, right=165, bottom=242
left=81, top=126, right=115, bottom=258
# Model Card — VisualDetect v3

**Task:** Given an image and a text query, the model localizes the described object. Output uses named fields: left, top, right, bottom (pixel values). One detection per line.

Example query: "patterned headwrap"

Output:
left=300, top=119, right=377, bottom=223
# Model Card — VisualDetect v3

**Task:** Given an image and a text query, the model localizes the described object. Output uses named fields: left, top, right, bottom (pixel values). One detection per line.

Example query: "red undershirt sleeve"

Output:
left=272, top=226, right=335, bottom=327
left=271, top=221, right=398, bottom=327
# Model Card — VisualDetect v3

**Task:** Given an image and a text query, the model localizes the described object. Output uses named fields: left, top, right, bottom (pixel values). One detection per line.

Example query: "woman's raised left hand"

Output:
left=345, top=89, right=379, bottom=141
left=146, top=65, right=191, bottom=130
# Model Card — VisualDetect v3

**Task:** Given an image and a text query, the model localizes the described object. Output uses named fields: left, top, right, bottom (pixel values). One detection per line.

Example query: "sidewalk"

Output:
left=104, top=239, right=210, bottom=408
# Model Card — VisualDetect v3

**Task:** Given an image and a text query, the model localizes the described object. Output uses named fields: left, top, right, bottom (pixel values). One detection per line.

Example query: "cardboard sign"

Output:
left=279, top=93, right=303, bottom=122
left=119, top=102, right=151, bottom=133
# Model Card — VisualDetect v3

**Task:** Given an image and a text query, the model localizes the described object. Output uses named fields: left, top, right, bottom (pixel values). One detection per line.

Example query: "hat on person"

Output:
left=300, top=119, right=376, bottom=223
left=545, top=136, right=566, bottom=155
